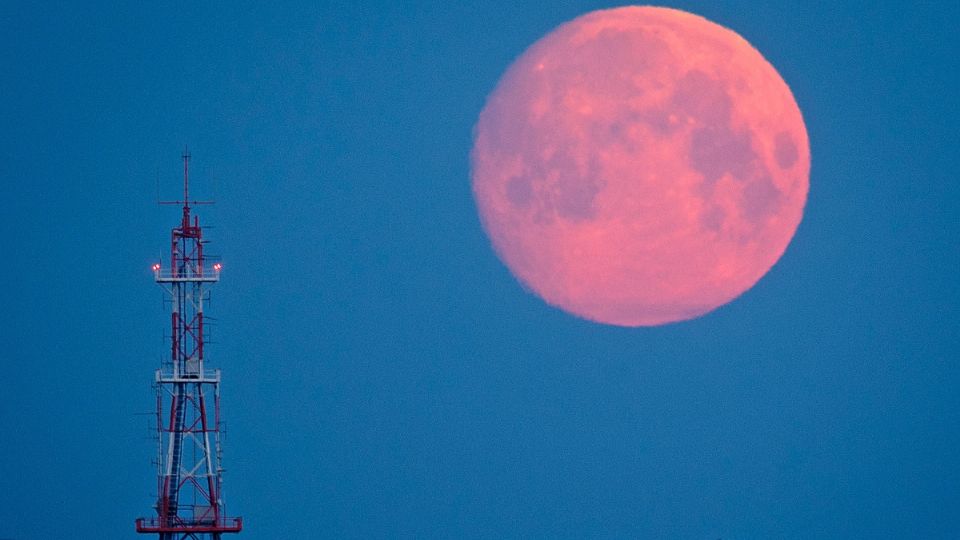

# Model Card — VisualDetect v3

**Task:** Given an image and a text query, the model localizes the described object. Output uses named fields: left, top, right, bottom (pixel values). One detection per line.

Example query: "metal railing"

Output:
left=135, top=516, right=242, bottom=533
left=156, top=363, right=221, bottom=383
left=153, top=268, right=221, bottom=283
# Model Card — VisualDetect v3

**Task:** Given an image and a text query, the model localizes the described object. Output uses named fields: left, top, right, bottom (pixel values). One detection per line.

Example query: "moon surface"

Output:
left=471, top=6, right=809, bottom=326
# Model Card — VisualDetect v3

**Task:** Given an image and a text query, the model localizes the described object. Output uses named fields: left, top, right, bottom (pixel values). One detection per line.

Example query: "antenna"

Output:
left=183, top=146, right=190, bottom=207
left=158, top=146, right=215, bottom=209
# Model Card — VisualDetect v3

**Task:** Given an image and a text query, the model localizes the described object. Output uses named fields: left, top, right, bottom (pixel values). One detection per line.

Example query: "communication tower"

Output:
left=136, top=150, right=243, bottom=539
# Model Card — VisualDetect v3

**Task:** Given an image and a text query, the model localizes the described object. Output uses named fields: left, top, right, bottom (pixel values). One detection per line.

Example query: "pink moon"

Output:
left=471, top=6, right=810, bottom=326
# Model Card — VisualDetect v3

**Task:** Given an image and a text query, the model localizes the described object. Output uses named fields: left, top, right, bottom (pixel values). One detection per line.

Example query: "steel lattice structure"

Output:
left=137, top=151, right=242, bottom=539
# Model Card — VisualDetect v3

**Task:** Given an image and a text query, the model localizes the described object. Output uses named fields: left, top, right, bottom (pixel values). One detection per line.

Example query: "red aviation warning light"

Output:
left=136, top=149, right=243, bottom=538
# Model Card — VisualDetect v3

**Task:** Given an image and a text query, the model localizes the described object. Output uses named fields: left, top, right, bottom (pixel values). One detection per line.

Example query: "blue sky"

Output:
left=1, top=2, right=957, bottom=538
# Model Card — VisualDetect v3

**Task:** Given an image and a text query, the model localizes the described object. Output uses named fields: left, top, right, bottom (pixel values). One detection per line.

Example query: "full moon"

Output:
left=471, top=6, right=809, bottom=326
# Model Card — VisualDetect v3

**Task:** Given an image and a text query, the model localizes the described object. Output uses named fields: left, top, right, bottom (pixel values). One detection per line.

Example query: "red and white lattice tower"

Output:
left=136, top=150, right=242, bottom=539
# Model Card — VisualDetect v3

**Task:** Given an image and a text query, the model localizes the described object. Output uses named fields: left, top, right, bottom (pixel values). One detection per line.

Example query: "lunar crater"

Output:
left=741, top=173, right=783, bottom=222
left=506, top=147, right=604, bottom=223
left=774, top=131, right=799, bottom=169
left=672, top=69, right=733, bottom=127
left=689, top=125, right=756, bottom=183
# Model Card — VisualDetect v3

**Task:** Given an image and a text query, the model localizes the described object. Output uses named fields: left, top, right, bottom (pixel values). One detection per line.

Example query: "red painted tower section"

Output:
left=137, top=150, right=242, bottom=539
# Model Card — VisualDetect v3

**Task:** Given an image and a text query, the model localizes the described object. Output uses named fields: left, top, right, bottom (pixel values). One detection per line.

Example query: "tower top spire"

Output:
left=159, top=145, right=213, bottom=218
left=182, top=146, right=191, bottom=228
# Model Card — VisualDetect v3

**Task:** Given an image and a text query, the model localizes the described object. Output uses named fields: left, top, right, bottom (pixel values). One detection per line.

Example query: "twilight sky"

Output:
left=1, top=2, right=958, bottom=538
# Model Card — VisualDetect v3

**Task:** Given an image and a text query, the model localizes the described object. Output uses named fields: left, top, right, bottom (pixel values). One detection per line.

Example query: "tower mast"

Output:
left=137, top=150, right=242, bottom=539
